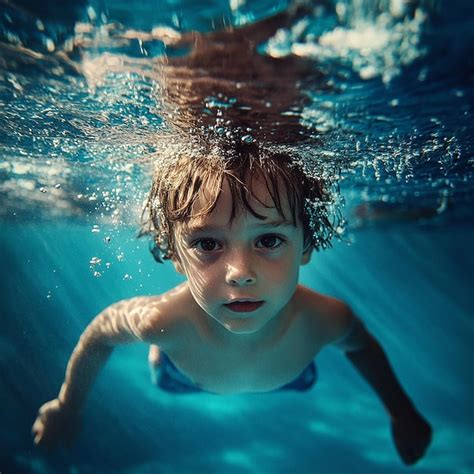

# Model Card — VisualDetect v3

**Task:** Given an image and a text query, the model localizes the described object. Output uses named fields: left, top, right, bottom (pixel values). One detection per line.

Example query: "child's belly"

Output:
left=166, top=346, right=320, bottom=394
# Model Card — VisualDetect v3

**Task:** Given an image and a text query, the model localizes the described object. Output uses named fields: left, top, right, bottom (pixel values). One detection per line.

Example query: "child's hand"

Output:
left=32, top=399, right=80, bottom=449
left=390, top=409, right=432, bottom=465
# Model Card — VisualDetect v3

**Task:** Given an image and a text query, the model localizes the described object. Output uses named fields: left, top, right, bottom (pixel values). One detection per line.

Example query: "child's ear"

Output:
left=300, top=245, right=313, bottom=266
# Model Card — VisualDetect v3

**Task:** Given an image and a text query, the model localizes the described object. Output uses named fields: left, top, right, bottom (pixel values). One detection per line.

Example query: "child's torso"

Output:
left=149, top=284, right=328, bottom=394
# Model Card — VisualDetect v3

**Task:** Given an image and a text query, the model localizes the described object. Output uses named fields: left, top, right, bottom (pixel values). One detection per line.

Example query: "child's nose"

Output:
left=226, top=271, right=256, bottom=287
left=225, top=250, right=256, bottom=287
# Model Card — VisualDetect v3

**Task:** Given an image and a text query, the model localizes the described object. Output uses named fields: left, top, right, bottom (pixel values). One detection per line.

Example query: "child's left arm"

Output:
left=329, top=304, right=433, bottom=466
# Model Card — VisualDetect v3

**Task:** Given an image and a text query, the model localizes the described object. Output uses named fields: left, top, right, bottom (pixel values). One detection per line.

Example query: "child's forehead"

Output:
left=193, top=201, right=284, bottom=227
left=230, top=174, right=279, bottom=201
left=182, top=176, right=294, bottom=230
left=209, top=175, right=283, bottom=211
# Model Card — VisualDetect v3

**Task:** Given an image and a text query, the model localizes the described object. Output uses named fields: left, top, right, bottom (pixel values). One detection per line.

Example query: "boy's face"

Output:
left=172, top=175, right=311, bottom=336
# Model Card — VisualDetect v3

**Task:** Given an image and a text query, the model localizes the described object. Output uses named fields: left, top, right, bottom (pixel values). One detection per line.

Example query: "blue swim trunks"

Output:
left=156, top=352, right=317, bottom=394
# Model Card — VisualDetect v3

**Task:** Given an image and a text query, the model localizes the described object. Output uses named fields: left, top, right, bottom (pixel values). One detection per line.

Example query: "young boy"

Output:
left=32, top=141, right=432, bottom=466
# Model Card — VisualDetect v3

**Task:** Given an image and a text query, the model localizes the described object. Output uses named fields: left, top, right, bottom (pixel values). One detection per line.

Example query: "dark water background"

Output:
left=1, top=0, right=473, bottom=472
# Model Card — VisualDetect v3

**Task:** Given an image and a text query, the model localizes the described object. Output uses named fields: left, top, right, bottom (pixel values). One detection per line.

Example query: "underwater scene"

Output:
left=1, top=0, right=473, bottom=472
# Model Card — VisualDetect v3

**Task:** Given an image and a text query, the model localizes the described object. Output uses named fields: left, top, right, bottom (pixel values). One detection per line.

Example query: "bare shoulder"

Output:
left=104, top=282, right=194, bottom=347
left=294, top=285, right=355, bottom=347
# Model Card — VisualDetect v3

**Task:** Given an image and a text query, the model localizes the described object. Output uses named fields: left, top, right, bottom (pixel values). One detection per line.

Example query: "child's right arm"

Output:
left=324, top=302, right=432, bottom=465
left=32, top=296, right=165, bottom=448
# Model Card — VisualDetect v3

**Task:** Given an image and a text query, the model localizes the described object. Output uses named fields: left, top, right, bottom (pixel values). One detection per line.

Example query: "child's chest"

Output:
left=166, top=320, right=323, bottom=394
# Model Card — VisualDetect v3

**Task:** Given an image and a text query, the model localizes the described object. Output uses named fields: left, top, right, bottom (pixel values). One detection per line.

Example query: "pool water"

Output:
left=1, top=0, right=473, bottom=473
left=2, top=223, right=473, bottom=473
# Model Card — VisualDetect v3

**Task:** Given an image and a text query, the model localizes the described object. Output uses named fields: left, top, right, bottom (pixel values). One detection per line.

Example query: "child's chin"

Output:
left=221, top=318, right=266, bottom=335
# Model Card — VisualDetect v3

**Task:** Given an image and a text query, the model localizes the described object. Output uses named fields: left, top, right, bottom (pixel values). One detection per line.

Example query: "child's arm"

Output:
left=32, top=296, right=164, bottom=448
left=327, top=303, right=433, bottom=466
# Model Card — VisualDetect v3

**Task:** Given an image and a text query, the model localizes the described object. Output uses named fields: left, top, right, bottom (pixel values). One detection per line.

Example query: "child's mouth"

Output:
left=224, top=301, right=264, bottom=313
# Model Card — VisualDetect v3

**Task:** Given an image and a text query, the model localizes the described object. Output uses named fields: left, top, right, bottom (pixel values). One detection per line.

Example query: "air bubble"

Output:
left=90, top=256, right=102, bottom=266
left=87, top=6, right=97, bottom=20
left=45, top=38, right=55, bottom=52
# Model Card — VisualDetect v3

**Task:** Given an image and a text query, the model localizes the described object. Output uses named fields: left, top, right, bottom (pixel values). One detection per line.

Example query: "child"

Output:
left=32, top=141, right=432, bottom=465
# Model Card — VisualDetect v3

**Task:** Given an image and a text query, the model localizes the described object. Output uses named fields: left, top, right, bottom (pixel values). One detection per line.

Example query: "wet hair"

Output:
left=140, top=141, right=336, bottom=262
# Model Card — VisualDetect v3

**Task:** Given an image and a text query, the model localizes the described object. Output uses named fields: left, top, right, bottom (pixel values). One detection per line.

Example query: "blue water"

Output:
left=2, top=224, right=473, bottom=473
left=1, top=0, right=474, bottom=473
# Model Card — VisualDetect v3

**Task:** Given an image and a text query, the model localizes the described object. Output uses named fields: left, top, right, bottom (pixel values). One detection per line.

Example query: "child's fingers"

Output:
left=33, top=432, right=42, bottom=446
left=391, top=415, right=432, bottom=465
left=31, top=418, right=43, bottom=436
left=32, top=413, right=55, bottom=447
left=32, top=418, right=45, bottom=443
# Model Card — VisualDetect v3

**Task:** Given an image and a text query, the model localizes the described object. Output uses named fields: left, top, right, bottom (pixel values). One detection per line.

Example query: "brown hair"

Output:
left=140, top=141, right=336, bottom=262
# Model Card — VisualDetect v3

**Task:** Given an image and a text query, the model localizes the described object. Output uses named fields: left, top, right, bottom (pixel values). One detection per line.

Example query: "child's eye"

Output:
left=192, top=238, right=221, bottom=252
left=256, top=235, right=285, bottom=249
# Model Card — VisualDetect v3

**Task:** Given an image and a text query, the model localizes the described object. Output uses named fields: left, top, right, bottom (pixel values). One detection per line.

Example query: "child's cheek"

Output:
left=268, top=255, right=300, bottom=285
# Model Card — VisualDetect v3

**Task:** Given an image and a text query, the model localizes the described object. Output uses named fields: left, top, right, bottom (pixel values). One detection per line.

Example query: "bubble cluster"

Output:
left=0, top=0, right=472, bottom=235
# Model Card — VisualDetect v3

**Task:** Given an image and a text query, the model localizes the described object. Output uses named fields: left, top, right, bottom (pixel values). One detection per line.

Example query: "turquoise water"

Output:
left=1, top=0, right=474, bottom=472
left=2, top=223, right=473, bottom=472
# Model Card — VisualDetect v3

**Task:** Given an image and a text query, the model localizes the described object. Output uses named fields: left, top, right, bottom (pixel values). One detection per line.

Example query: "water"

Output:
left=1, top=0, right=473, bottom=473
